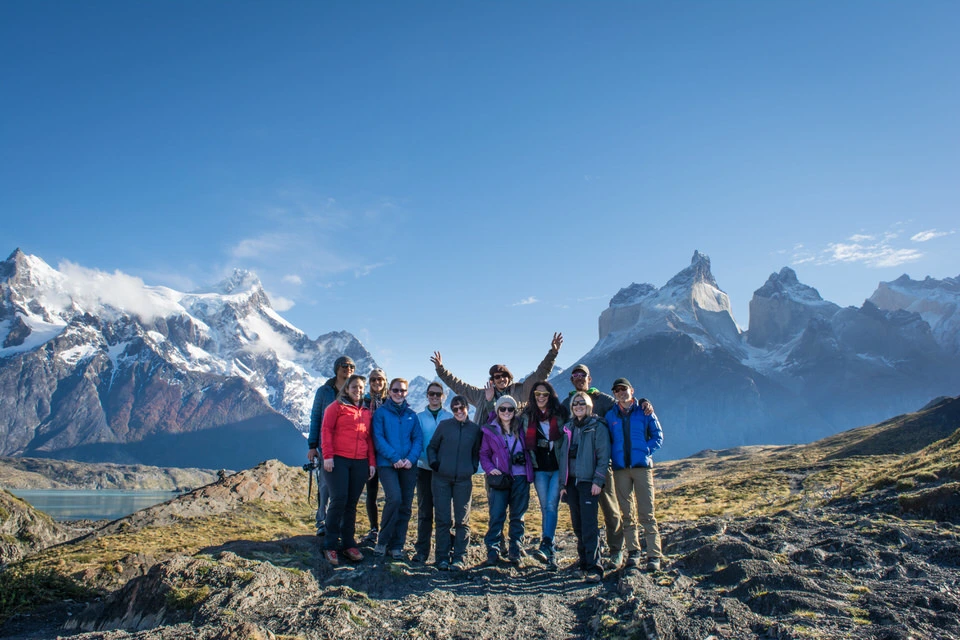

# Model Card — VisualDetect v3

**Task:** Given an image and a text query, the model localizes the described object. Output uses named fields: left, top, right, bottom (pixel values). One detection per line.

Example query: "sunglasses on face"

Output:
left=492, top=374, right=509, bottom=381
left=498, top=406, right=515, bottom=413
left=613, top=387, right=629, bottom=393
left=452, top=405, right=467, bottom=413
left=571, top=400, right=587, bottom=407
left=533, top=391, right=550, bottom=398
left=570, top=372, right=587, bottom=379
left=427, top=391, right=443, bottom=398
left=390, top=388, right=408, bottom=394
left=340, top=364, right=356, bottom=371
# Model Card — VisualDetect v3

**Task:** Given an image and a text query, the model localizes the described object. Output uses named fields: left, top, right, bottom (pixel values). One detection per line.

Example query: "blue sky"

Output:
left=2, top=1, right=958, bottom=383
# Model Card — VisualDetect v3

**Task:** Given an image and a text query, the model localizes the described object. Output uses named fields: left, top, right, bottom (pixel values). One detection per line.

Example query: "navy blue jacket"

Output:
left=606, top=400, right=663, bottom=469
left=372, top=400, right=424, bottom=467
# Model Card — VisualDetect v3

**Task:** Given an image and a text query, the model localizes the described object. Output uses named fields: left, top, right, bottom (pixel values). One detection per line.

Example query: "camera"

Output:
left=302, top=460, right=320, bottom=471
left=536, top=437, right=549, bottom=449
left=568, top=444, right=579, bottom=459
left=511, top=450, right=526, bottom=466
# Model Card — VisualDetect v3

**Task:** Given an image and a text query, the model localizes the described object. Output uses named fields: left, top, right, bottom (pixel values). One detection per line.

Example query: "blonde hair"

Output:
left=570, top=391, right=594, bottom=415
left=389, top=377, right=408, bottom=390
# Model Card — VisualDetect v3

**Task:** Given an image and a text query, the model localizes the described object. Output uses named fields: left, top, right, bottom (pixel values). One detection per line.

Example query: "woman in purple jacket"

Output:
left=479, top=395, right=533, bottom=566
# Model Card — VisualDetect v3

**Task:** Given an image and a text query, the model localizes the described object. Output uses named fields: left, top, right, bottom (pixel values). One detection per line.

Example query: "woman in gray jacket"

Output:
left=558, top=391, right=611, bottom=583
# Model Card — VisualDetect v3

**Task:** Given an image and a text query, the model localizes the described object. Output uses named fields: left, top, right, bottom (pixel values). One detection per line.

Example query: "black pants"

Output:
left=377, top=466, right=417, bottom=552
left=325, top=456, right=368, bottom=551
left=365, top=468, right=380, bottom=530
left=415, top=468, right=434, bottom=558
left=433, top=475, right=473, bottom=564
left=567, top=479, right=601, bottom=572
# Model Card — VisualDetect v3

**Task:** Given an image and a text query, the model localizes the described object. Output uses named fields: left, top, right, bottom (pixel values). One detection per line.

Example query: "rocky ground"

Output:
left=0, top=457, right=219, bottom=491
left=3, top=495, right=959, bottom=639
left=2, top=398, right=959, bottom=639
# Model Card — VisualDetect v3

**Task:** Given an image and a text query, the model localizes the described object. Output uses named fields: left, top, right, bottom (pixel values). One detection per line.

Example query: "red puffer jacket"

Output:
left=321, top=400, right=375, bottom=465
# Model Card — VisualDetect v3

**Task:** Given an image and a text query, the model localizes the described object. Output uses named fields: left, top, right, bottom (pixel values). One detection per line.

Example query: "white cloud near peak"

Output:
left=512, top=296, right=539, bottom=306
left=911, top=229, right=954, bottom=242
left=282, top=274, right=303, bottom=285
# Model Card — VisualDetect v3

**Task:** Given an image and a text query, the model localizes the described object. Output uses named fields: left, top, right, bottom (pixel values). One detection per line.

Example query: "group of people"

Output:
left=305, top=333, right=664, bottom=581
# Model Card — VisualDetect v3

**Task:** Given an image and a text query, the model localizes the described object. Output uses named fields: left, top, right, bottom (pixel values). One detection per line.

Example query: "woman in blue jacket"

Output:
left=372, top=377, right=424, bottom=560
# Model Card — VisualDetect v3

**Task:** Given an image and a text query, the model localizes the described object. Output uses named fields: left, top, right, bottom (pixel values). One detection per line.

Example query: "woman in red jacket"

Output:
left=321, top=374, right=376, bottom=566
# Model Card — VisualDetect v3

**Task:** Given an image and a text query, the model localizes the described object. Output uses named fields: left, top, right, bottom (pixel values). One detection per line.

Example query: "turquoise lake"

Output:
left=8, top=489, right=177, bottom=521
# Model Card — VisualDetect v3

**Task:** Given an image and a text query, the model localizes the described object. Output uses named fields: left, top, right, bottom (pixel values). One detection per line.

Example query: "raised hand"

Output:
left=551, top=332, right=564, bottom=352
left=484, top=380, right=495, bottom=401
left=430, top=351, right=443, bottom=368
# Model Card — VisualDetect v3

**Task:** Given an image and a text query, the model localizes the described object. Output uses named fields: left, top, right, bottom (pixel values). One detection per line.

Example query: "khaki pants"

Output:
left=598, top=466, right=623, bottom=555
left=613, top=466, right=661, bottom=558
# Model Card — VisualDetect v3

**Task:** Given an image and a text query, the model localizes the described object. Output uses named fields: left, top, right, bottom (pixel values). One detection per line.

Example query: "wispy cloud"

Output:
left=911, top=229, right=954, bottom=243
left=791, top=226, right=926, bottom=268
left=266, top=292, right=295, bottom=311
left=56, top=262, right=183, bottom=320
left=282, top=274, right=303, bottom=285
left=822, top=242, right=922, bottom=267
left=354, top=262, right=389, bottom=278
left=512, top=296, right=539, bottom=306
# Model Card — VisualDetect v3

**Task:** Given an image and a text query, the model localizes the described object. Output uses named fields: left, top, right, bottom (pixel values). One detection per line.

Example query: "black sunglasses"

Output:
left=390, top=388, right=408, bottom=394
left=427, top=391, right=443, bottom=397
left=571, top=400, right=587, bottom=407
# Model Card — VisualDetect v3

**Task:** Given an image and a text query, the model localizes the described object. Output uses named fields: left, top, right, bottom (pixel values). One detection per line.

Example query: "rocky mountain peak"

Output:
left=665, top=250, right=718, bottom=290
left=747, top=266, right=839, bottom=348
left=204, top=269, right=264, bottom=296
left=610, top=283, right=657, bottom=308
left=869, top=272, right=960, bottom=354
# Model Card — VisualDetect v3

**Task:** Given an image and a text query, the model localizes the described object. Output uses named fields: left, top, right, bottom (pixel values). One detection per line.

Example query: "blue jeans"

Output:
left=484, top=475, right=530, bottom=556
left=533, top=470, right=561, bottom=541
left=377, top=466, right=417, bottom=552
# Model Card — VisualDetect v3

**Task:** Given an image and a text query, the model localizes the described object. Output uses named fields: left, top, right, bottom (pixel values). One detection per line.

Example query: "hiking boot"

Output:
left=389, top=549, right=406, bottom=561
left=450, top=560, right=465, bottom=572
left=507, top=552, right=521, bottom=566
left=625, top=551, right=642, bottom=568
left=437, top=560, right=450, bottom=571
left=411, top=552, right=428, bottom=563
left=373, top=544, right=387, bottom=557
left=646, top=558, right=662, bottom=572
left=315, top=523, right=326, bottom=537
left=605, top=550, right=623, bottom=570
left=532, top=537, right=552, bottom=563
left=585, top=568, right=603, bottom=583
left=545, top=555, right=558, bottom=571
left=324, top=550, right=339, bottom=566
left=342, top=548, right=363, bottom=563
left=361, top=528, right=378, bottom=545
left=485, top=551, right=500, bottom=566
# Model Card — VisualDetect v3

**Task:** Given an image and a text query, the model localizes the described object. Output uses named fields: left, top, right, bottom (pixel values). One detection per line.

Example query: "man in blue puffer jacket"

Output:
left=605, top=377, right=664, bottom=572
left=372, top=378, right=424, bottom=560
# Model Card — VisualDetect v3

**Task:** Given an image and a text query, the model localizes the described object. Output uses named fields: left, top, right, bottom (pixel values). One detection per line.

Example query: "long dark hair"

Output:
left=524, top=380, right=564, bottom=421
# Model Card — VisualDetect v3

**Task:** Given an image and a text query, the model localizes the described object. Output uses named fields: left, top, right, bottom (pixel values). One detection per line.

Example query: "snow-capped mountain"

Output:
left=598, top=251, right=742, bottom=354
left=554, top=251, right=960, bottom=460
left=0, top=249, right=376, bottom=469
left=869, top=273, right=960, bottom=355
